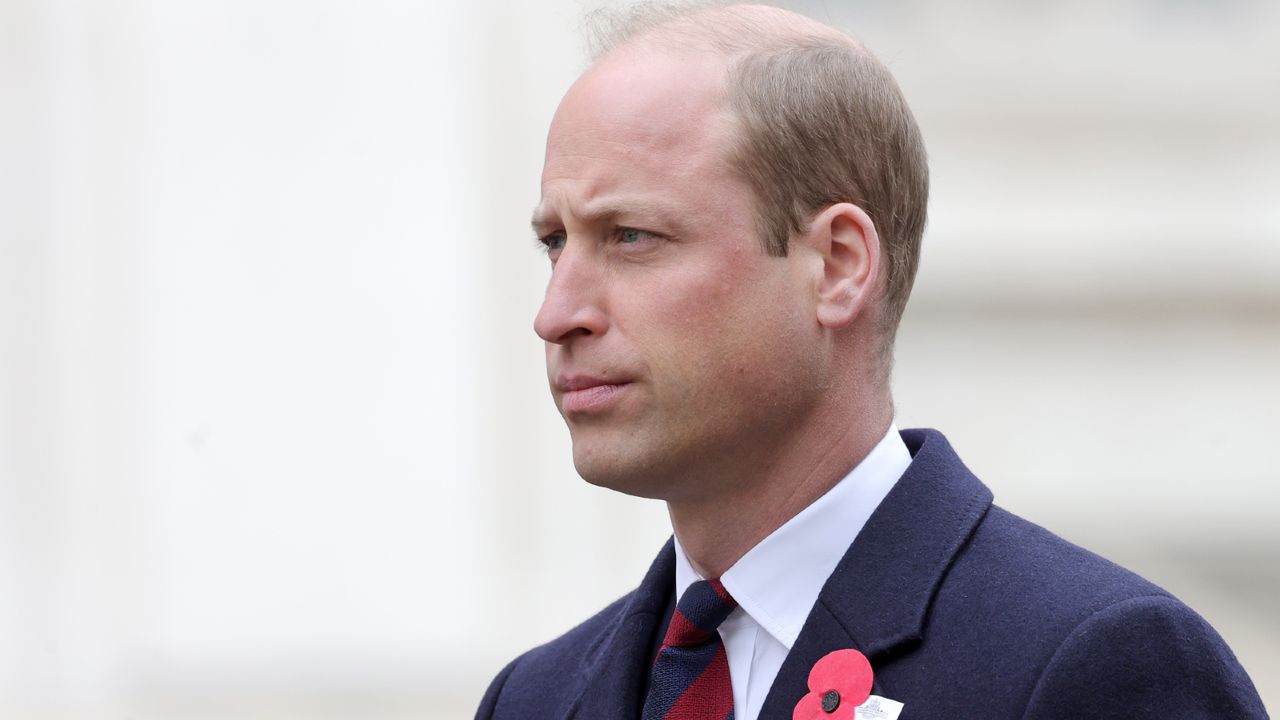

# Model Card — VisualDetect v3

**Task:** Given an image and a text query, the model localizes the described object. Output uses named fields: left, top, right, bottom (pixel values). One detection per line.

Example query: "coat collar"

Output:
left=566, top=428, right=992, bottom=719
left=758, top=428, right=994, bottom=717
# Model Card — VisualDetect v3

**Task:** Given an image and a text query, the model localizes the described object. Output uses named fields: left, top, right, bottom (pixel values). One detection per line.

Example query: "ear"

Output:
left=805, top=203, right=881, bottom=329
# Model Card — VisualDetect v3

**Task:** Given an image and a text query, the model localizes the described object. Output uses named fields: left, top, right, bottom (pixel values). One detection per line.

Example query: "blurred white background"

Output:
left=1, top=0, right=1276, bottom=717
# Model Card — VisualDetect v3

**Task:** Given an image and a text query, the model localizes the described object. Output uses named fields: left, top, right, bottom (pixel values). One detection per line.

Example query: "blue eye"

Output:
left=619, top=228, right=655, bottom=244
left=540, top=232, right=566, bottom=251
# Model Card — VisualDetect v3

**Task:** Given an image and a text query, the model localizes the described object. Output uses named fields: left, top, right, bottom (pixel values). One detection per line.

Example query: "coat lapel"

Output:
left=566, top=539, right=675, bottom=720
left=758, top=428, right=994, bottom=718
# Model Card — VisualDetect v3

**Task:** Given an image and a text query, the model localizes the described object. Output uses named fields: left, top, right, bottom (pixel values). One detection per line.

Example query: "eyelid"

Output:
left=535, top=229, right=566, bottom=256
left=533, top=225, right=664, bottom=256
left=615, top=226, right=661, bottom=243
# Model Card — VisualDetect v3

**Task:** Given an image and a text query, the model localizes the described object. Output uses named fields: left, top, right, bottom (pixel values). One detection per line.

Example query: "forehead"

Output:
left=537, top=46, right=740, bottom=220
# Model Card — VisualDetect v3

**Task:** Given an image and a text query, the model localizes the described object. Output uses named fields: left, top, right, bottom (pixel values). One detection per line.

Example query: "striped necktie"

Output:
left=642, top=578, right=739, bottom=720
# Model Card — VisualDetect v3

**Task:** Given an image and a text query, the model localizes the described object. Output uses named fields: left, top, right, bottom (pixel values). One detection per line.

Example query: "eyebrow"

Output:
left=530, top=199, right=678, bottom=235
left=529, top=207, right=558, bottom=234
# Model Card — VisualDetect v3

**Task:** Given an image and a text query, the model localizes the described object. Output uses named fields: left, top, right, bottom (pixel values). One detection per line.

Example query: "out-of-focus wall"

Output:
left=1, top=1, right=1275, bottom=718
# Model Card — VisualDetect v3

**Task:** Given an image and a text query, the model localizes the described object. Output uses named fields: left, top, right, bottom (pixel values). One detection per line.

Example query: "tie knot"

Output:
left=662, top=579, right=738, bottom=648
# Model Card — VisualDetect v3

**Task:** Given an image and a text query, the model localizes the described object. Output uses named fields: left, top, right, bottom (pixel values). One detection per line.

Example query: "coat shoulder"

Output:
left=1022, top=592, right=1269, bottom=718
left=909, top=504, right=1266, bottom=717
left=959, top=504, right=1168, bottom=617
left=934, top=502, right=1185, bottom=662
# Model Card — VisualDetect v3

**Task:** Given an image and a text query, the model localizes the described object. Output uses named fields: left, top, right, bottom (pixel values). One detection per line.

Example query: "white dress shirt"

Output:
left=671, top=424, right=912, bottom=720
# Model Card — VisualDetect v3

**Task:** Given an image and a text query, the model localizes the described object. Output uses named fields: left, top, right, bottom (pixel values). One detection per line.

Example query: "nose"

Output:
left=534, top=241, right=609, bottom=344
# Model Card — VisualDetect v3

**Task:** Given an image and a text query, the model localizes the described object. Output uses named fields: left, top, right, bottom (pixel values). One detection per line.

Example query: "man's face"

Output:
left=533, top=47, right=827, bottom=502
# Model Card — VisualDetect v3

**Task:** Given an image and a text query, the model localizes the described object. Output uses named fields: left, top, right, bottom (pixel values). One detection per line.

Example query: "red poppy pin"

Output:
left=792, top=649, right=874, bottom=720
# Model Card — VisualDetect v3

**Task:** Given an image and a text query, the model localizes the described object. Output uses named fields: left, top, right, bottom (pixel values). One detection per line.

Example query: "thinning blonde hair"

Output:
left=585, top=2, right=929, bottom=367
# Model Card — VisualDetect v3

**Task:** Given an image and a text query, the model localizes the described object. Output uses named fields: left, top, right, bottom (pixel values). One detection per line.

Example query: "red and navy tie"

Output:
left=642, top=578, right=739, bottom=720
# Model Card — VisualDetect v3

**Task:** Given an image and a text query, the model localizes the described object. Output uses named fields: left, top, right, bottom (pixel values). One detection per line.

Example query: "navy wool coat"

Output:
left=478, top=429, right=1268, bottom=719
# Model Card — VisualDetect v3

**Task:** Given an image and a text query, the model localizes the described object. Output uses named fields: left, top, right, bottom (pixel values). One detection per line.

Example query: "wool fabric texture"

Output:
left=642, top=579, right=738, bottom=720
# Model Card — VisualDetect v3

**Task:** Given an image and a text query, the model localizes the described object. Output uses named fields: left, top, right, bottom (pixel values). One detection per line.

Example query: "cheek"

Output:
left=637, top=266, right=741, bottom=341
left=637, top=264, right=809, bottom=385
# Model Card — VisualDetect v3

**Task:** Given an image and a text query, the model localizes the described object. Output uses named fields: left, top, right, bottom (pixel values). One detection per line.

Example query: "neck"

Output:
left=668, top=394, right=893, bottom=579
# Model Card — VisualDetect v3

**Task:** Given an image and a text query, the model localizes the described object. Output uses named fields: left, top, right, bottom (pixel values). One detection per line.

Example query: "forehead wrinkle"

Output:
left=541, top=142, right=725, bottom=215
left=544, top=116, right=738, bottom=191
left=533, top=191, right=688, bottom=233
left=545, top=126, right=712, bottom=174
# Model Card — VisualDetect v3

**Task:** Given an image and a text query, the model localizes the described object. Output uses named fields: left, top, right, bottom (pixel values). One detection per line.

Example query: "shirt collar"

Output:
left=673, top=424, right=912, bottom=649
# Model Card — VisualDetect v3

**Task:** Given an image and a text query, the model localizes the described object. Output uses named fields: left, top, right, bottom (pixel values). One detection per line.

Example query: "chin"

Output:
left=572, top=447, right=674, bottom=500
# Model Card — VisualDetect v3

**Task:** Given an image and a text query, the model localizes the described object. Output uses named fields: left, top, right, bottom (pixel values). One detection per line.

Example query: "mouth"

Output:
left=555, top=376, right=633, bottom=415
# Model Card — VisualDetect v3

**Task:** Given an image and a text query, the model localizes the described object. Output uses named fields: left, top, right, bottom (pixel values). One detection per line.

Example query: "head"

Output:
left=532, top=3, right=928, bottom=500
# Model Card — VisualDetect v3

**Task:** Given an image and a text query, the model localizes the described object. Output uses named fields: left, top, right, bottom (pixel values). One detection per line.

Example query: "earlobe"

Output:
left=811, top=203, right=879, bottom=329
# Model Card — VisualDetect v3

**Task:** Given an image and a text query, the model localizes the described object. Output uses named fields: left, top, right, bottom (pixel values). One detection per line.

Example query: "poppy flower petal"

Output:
left=792, top=691, right=825, bottom=720
left=807, top=649, right=874, bottom=705
left=792, top=690, right=858, bottom=720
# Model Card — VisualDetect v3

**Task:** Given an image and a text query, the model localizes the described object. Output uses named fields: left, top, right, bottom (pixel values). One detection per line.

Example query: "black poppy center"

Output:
left=821, top=689, right=841, bottom=713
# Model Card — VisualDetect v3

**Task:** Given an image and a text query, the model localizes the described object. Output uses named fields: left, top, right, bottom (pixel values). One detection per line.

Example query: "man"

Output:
left=479, top=3, right=1267, bottom=719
